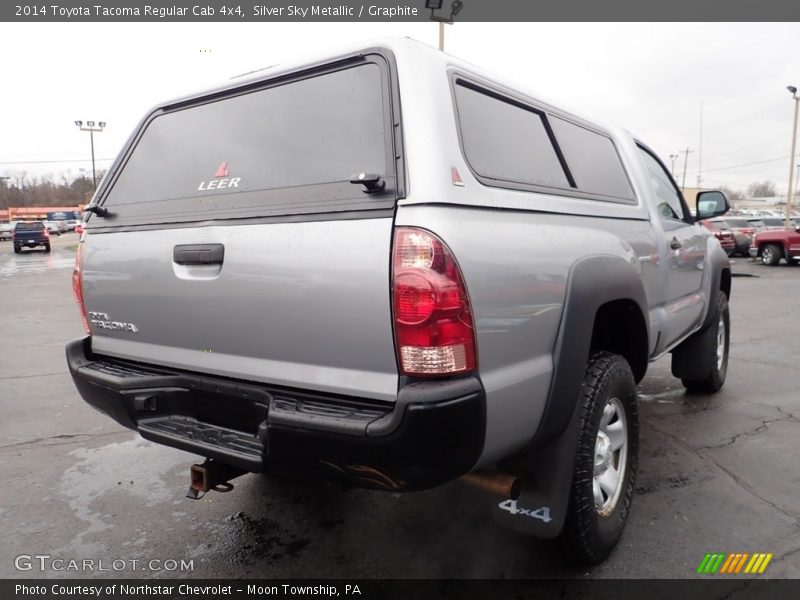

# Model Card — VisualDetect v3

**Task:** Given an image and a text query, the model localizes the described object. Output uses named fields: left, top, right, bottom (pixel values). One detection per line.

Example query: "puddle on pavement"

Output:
left=57, top=437, right=186, bottom=555
left=638, top=388, right=685, bottom=403
left=186, top=511, right=311, bottom=568
left=0, top=252, right=75, bottom=277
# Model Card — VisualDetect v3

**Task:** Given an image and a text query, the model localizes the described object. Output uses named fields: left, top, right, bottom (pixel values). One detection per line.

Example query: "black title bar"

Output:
left=3, top=0, right=799, bottom=22
left=4, top=579, right=800, bottom=600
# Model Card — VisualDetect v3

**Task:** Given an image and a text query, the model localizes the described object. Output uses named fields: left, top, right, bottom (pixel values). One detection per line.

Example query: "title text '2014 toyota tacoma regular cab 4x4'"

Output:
left=66, top=39, right=732, bottom=563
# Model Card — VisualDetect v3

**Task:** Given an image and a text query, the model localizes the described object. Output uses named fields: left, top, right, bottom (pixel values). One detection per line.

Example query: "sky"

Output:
left=0, top=22, right=798, bottom=194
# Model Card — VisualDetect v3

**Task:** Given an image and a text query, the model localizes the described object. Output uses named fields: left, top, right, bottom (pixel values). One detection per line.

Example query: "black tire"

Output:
left=44, top=244, right=51, bottom=253
left=13, top=246, right=21, bottom=254
left=559, top=352, right=639, bottom=564
left=761, top=244, right=781, bottom=266
left=680, top=293, right=729, bottom=393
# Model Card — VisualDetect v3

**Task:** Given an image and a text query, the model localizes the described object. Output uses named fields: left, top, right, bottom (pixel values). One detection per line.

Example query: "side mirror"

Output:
left=695, top=190, right=730, bottom=221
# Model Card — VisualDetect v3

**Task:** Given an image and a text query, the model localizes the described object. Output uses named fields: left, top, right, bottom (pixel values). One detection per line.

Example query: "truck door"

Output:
left=637, top=146, right=707, bottom=349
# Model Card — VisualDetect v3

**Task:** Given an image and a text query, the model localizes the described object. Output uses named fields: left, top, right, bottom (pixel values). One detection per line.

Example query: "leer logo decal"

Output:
left=197, top=160, right=241, bottom=191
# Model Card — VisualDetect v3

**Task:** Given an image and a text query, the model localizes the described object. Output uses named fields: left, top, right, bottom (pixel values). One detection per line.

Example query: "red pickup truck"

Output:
left=701, top=219, right=736, bottom=255
left=749, top=226, right=800, bottom=266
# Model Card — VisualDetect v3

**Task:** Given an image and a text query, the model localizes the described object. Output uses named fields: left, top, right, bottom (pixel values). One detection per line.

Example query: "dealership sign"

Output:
left=47, top=211, right=80, bottom=220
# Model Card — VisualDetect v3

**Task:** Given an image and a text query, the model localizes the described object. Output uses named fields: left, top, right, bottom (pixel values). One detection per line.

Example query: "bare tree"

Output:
left=0, top=171, right=102, bottom=208
left=746, top=181, right=777, bottom=198
left=719, top=185, right=744, bottom=202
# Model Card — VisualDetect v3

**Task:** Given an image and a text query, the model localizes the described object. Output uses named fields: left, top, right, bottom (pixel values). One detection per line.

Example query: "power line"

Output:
left=685, top=154, right=789, bottom=175
left=0, top=158, right=114, bottom=166
left=670, top=98, right=786, bottom=139
left=700, top=132, right=786, bottom=162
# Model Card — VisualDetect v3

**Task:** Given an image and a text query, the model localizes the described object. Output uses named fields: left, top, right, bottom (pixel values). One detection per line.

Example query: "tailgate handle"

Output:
left=173, top=244, right=225, bottom=265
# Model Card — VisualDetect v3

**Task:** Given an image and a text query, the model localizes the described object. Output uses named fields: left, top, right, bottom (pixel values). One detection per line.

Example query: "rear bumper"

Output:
left=66, top=337, right=485, bottom=491
left=13, top=238, right=48, bottom=247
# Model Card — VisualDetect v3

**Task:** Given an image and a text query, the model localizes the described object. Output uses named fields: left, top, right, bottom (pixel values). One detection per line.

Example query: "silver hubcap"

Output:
left=716, top=315, right=726, bottom=371
left=763, top=249, right=773, bottom=263
left=593, top=397, right=628, bottom=515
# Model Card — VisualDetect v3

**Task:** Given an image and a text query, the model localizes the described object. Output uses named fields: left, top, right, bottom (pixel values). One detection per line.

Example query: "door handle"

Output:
left=670, top=237, right=682, bottom=250
left=173, top=243, right=225, bottom=265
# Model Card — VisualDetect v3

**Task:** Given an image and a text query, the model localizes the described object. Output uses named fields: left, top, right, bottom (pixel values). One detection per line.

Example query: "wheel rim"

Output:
left=763, top=248, right=774, bottom=264
left=593, top=397, right=628, bottom=515
left=716, top=314, right=726, bottom=371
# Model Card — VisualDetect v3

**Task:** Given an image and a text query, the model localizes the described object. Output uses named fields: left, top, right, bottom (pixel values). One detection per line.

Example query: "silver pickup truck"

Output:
left=66, top=38, right=731, bottom=563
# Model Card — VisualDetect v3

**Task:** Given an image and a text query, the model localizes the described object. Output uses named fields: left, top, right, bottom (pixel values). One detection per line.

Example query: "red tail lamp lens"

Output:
left=72, top=242, right=90, bottom=334
left=392, top=227, right=476, bottom=376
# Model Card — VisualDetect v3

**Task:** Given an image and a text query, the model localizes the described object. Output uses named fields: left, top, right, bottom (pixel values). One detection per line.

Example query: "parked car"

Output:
left=715, top=217, right=755, bottom=257
left=0, top=222, right=14, bottom=241
left=749, top=226, right=800, bottom=266
left=721, top=217, right=756, bottom=239
left=66, top=38, right=732, bottom=564
left=43, top=221, right=62, bottom=236
left=12, top=221, right=50, bottom=253
left=701, top=219, right=736, bottom=255
left=747, top=217, right=787, bottom=231
left=65, top=220, right=81, bottom=231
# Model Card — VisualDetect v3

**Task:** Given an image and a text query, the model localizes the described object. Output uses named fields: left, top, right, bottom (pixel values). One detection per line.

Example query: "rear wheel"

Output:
left=13, top=246, right=21, bottom=254
left=44, top=244, right=51, bottom=253
left=761, top=244, right=781, bottom=266
left=559, top=352, right=639, bottom=564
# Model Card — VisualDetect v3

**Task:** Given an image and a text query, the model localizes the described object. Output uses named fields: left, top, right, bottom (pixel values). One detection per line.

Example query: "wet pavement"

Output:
left=1, top=237, right=799, bottom=579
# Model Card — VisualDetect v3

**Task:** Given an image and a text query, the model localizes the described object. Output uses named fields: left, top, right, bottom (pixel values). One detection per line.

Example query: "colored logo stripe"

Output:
left=697, top=552, right=773, bottom=574
left=744, top=553, right=773, bottom=574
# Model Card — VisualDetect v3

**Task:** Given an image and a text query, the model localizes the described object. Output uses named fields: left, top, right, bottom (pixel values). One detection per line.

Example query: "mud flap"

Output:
left=671, top=323, right=715, bottom=380
left=492, top=396, right=583, bottom=539
left=671, top=296, right=720, bottom=381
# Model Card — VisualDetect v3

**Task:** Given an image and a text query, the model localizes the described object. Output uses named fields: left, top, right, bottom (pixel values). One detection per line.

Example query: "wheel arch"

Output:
left=526, top=255, right=649, bottom=450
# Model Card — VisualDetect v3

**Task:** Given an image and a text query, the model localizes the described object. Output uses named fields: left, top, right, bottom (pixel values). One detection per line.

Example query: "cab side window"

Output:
left=637, top=147, right=688, bottom=223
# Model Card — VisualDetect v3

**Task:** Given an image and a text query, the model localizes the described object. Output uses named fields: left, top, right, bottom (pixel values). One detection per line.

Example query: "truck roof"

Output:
left=151, top=37, right=624, bottom=141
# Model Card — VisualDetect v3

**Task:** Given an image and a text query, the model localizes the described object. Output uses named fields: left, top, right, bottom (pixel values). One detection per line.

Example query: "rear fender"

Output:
left=492, top=255, right=648, bottom=538
left=527, top=255, right=648, bottom=449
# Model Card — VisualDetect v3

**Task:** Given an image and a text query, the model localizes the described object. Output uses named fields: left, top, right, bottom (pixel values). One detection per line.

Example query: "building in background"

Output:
left=0, top=206, right=84, bottom=222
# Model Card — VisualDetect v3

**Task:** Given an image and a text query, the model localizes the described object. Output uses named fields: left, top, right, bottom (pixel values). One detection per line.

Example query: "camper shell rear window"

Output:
left=96, top=55, right=400, bottom=228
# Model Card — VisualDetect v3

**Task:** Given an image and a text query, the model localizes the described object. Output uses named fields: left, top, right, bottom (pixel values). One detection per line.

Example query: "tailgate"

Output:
left=83, top=220, right=398, bottom=400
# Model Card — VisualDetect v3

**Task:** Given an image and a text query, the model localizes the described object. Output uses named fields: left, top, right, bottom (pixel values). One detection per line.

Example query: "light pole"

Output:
left=680, top=147, right=693, bottom=192
left=795, top=163, right=800, bottom=215
left=426, top=0, right=463, bottom=51
left=74, top=120, right=106, bottom=191
left=0, top=176, right=10, bottom=221
left=669, top=154, right=679, bottom=177
left=784, top=87, right=799, bottom=228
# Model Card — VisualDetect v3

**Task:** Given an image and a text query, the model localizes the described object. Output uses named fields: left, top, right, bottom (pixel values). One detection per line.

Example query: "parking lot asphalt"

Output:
left=1, top=235, right=799, bottom=579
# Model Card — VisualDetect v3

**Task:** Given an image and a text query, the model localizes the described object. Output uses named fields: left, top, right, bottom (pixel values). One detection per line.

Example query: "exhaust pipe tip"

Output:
left=460, top=471, right=521, bottom=498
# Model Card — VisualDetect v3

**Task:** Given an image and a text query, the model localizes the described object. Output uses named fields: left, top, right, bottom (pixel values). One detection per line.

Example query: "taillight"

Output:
left=72, top=241, right=90, bottom=334
left=75, top=224, right=83, bottom=235
left=43, top=229, right=50, bottom=238
left=391, top=227, right=476, bottom=376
